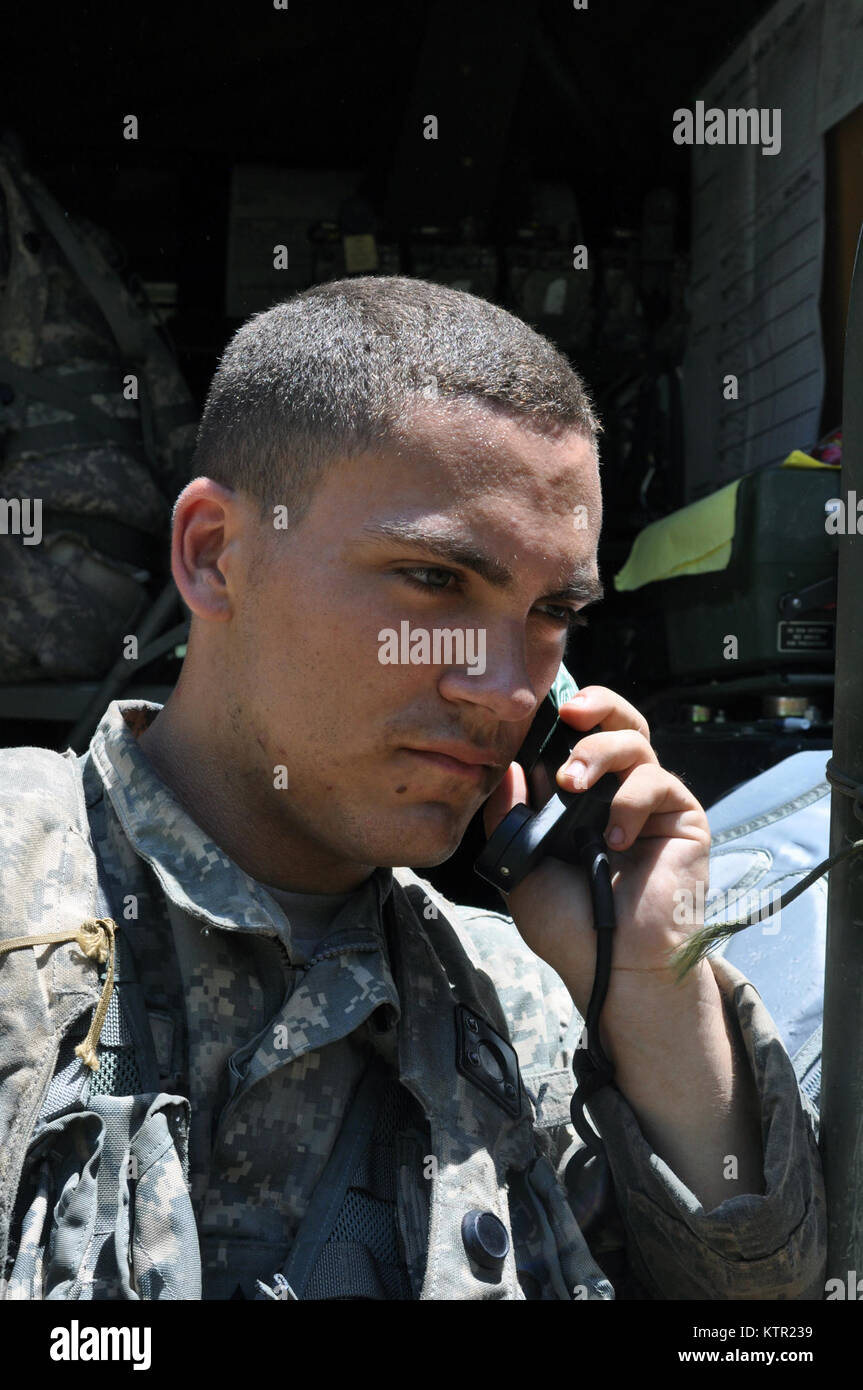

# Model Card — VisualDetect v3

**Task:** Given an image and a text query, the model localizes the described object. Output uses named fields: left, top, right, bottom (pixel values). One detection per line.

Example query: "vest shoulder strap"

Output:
left=268, top=1052, right=391, bottom=1300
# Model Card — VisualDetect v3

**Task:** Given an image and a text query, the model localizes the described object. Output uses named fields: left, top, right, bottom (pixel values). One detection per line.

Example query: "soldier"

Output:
left=0, top=276, right=825, bottom=1300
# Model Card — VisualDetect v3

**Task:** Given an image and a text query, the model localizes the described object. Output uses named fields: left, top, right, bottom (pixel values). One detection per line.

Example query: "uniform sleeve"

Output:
left=566, top=953, right=827, bottom=1300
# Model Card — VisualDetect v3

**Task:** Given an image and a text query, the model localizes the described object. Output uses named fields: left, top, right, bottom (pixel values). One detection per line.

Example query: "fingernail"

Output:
left=566, top=760, right=587, bottom=789
left=607, top=825, right=625, bottom=847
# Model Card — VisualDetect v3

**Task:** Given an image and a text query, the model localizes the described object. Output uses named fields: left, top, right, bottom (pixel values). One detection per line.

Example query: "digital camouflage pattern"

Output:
left=7, top=1093, right=199, bottom=1300
left=0, top=700, right=827, bottom=1299
left=0, top=143, right=197, bottom=681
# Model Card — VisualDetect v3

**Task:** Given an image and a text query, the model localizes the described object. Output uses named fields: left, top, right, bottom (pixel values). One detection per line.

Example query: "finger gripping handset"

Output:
left=474, top=693, right=617, bottom=894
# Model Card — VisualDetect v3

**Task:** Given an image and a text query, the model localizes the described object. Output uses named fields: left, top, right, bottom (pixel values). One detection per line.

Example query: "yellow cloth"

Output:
left=614, top=454, right=841, bottom=593
left=614, top=480, right=741, bottom=592
left=781, top=449, right=840, bottom=470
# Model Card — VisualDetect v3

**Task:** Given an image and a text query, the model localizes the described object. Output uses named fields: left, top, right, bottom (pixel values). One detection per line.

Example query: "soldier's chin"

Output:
left=372, top=804, right=470, bottom=868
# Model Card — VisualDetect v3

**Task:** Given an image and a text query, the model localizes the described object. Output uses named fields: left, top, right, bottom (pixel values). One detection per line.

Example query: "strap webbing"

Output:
left=0, top=356, right=143, bottom=450
left=271, top=1052, right=390, bottom=1299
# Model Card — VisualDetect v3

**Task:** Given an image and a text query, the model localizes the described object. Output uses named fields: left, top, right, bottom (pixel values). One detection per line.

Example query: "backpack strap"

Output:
left=0, top=154, right=49, bottom=369
left=9, top=158, right=159, bottom=472
left=14, top=171, right=151, bottom=368
left=0, top=356, right=146, bottom=453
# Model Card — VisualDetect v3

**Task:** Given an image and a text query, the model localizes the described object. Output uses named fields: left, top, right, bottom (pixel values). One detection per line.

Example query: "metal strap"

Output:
left=825, top=758, right=863, bottom=823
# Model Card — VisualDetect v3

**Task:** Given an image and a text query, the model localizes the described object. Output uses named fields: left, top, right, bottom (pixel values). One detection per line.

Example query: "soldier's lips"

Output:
left=399, top=748, right=488, bottom=782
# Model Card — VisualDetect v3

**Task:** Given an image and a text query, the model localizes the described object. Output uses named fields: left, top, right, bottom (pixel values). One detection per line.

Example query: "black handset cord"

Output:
left=567, top=832, right=618, bottom=1160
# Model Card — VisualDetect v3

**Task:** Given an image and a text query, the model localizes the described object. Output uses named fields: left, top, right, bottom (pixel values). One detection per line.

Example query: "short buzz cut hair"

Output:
left=190, top=275, right=602, bottom=523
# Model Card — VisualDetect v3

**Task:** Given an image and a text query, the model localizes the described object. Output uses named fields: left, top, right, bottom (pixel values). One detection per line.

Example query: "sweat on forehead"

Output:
left=393, top=393, right=595, bottom=451
left=367, top=396, right=601, bottom=503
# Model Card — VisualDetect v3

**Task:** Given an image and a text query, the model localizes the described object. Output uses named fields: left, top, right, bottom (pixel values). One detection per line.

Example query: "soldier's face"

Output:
left=230, top=398, right=602, bottom=875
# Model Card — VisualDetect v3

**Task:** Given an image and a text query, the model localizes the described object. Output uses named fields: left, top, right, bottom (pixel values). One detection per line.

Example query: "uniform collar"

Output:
left=85, top=699, right=395, bottom=948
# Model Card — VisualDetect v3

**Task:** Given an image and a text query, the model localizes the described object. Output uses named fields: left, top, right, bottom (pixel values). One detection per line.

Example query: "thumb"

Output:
left=482, top=761, right=529, bottom=838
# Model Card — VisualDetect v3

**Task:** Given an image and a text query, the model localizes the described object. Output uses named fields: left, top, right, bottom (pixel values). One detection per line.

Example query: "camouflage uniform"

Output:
left=0, top=144, right=197, bottom=681
left=0, top=701, right=826, bottom=1299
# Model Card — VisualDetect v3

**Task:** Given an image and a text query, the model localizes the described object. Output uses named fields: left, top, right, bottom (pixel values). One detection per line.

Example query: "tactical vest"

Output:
left=0, top=742, right=616, bottom=1301
left=0, top=143, right=197, bottom=682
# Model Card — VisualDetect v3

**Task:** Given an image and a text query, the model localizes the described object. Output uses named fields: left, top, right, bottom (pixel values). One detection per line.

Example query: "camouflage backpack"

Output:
left=0, top=142, right=197, bottom=683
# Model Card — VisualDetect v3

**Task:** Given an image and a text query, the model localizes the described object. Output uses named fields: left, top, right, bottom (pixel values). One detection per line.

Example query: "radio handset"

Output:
left=474, top=693, right=618, bottom=894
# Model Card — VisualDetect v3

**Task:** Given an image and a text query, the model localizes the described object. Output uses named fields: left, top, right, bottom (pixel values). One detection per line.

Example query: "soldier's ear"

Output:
left=170, top=478, right=239, bottom=623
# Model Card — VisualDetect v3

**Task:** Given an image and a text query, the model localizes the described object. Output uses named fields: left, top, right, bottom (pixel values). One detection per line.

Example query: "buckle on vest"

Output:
left=255, top=1273, right=298, bottom=1301
left=454, top=1004, right=523, bottom=1118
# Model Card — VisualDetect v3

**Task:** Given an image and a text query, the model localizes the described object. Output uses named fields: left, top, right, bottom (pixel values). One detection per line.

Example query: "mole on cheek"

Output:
left=395, top=785, right=407, bottom=794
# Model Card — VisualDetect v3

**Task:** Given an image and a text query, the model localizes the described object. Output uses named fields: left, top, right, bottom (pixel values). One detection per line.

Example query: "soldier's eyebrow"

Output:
left=359, top=519, right=604, bottom=605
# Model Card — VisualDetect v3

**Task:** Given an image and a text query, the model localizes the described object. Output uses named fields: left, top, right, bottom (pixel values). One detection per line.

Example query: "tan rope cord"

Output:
left=0, top=917, right=117, bottom=1070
